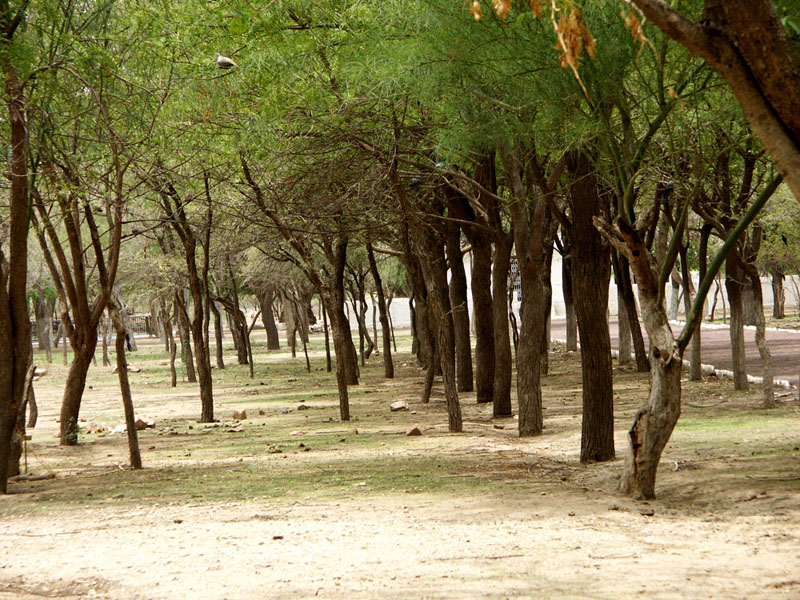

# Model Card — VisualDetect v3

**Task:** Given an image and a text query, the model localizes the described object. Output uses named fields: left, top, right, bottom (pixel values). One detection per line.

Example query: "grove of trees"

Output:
left=2, top=0, right=799, bottom=499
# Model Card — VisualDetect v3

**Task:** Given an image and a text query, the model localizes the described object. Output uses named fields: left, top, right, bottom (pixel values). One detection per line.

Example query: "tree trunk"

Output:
left=562, top=243, right=578, bottom=352
left=616, top=254, right=650, bottom=372
left=260, top=288, right=281, bottom=349
left=210, top=301, right=225, bottom=370
left=445, top=224, right=473, bottom=392
left=322, top=292, right=351, bottom=421
left=492, top=233, right=514, bottom=417
left=110, top=306, right=142, bottom=469
left=175, top=294, right=196, bottom=383
left=470, top=243, right=495, bottom=403
left=745, top=263, right=775, bottom=407
left=282, top=290, right=297, bottom=358
left=568, top=150, right=614, bottom=463
left=162, top=305, right=178, bottom=388
left=34, top=295, right=54, bottom=363
left=618, top=286, right=632, bottom=365
left=101, top=313, right=111, bottom=367
left=416, top=230, right=462, bottom=433
left=771, top=268, right=785, bottom=318
left=367, top=243, right=394, bottom=379
left=59, top=343, right=97, bottom=445
left=322, top=302, right=332, bottom=372
left=726, top=255, right=750, bottom=390
left=680, top=246, right=702, bottom=381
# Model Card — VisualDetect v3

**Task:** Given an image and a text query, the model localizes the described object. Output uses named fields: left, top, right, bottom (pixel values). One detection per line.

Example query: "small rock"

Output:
left=259, top=409, right=266, bottom=415
left=233, top=410, right=247, bottom=421
left=173, top=518, right=183, bottom=524
left=290, top=430, right=306, bottom=436
left=281, top=409, right=290, bottom=414
left=267, top=445, right=282, bottom=454
left=112, top=493, right=124, bottom=499
left=348, top=429, right=358, bottom=435
left=406, top=425, right=422, bottom=436
left=297, top=404, right=310, bottom=411
left=639, top=509, right=655, bottom=517
left=493, top=424, right=504, bottom=430
left=134, top=418, right=151, bottom=431
left=227, top=425, right=245, bottom=433
left=273, top=535, right=284, bottom=540
left=390, top=400, right=409, bottom=412
left=148, top=445, right=156, bottom=450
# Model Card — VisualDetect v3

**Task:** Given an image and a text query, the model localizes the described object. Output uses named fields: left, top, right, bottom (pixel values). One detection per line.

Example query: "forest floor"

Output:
left=1, top=333, right=800, bottom=599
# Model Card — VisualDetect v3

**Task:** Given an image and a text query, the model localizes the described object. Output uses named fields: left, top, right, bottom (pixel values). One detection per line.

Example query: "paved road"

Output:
left=550, top=317, right=800, bottom=387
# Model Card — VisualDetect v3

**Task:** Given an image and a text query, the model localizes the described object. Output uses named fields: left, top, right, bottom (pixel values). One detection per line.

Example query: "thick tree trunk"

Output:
left=367, top=243, right=394, bottom=379
left=470, top=243, right=495, bottom=403
left=568, top=150, right=614, bottom=463
left=59, top=343, right=97, bottom=445
left=726, top=255, right=750, bottom=390
left=446, top=225, right=473, bottom=392
left=492, top=234, right=514, bottom=417
left=260, top=288, right=281, bottom=349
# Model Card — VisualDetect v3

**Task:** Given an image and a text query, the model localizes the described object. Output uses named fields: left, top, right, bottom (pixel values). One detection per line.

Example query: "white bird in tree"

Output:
left=216, top=53, right=237, bottom=69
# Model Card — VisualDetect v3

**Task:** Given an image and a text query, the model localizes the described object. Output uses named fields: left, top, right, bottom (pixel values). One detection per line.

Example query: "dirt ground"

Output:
left=1, top=336, right=799, bottom=599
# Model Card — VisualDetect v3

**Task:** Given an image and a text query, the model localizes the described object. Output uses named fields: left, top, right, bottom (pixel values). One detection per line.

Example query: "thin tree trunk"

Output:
left=771, top=268, right=785, bottom=318
left=618, top=285, right=632, bottom=365
left=175, top=294, right=196, bottom=383
left=492, top=233, right=514, bottom=417
left=322, top=302, right=332, bottom=372
left=446, top=224, right=473, bottom=392
left=746, top=265, right=775, bottom=407
left=470, top=243, right=495, bottom=402
left=110, top=306, right=142, bottom=469
left=726, top=255, right=750, bottom=390
left=367, top=243, right=394, bottom=378
left=210, top=301, right=225, bottom=370
left=562, top=241, right=579, bottom=352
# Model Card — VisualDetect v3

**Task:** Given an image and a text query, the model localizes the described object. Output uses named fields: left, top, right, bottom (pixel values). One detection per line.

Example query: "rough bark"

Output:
left=491, top=232, right=514, bottom=417
left=447, top=187, right=495, bottom=403
left=618, top=285, right=632, bottom=365
left=568, top=150, right=614, bottom=464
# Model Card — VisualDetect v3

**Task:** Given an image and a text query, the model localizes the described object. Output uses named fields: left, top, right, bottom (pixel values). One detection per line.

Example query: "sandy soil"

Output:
left=1, top=341, right=799, bottom=599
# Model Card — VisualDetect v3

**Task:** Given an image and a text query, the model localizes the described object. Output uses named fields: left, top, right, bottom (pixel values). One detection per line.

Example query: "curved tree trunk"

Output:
left=110, top=305, right=142, bottom=469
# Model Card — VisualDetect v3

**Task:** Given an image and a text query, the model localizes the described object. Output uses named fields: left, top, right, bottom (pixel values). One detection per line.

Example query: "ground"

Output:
left=1, top=334, right=799, bottom=599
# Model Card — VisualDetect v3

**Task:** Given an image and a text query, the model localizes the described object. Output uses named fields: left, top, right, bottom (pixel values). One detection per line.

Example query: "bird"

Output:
left=216, top=53, right=237, bottom=69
